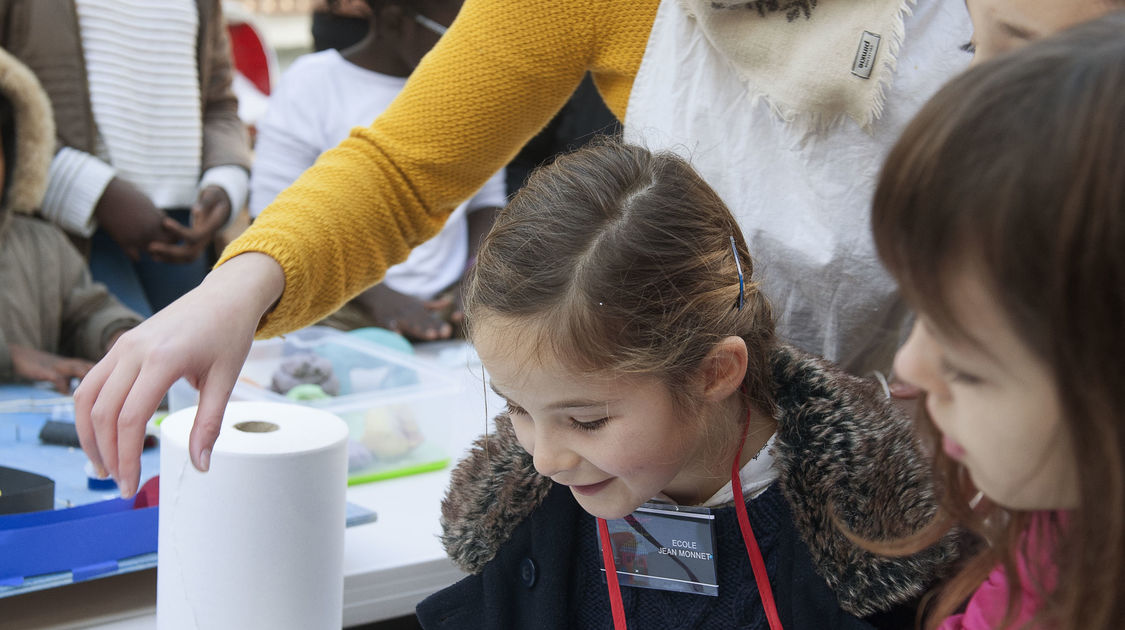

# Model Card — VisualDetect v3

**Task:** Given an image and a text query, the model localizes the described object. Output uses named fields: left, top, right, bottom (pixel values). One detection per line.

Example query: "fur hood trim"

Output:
left=0, top=46, right=55, bottom=237
left=440, top=344, right=956, bottom=616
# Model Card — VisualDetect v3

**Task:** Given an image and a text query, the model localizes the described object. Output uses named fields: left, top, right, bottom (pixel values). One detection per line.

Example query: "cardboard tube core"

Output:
left=234, top=421, right=280, bottom=433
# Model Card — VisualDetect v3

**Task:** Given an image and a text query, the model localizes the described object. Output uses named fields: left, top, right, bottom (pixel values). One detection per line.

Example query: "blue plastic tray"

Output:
left=0, top=384, right=376, bottom=599
left=0, top=492, right=158, bottom=588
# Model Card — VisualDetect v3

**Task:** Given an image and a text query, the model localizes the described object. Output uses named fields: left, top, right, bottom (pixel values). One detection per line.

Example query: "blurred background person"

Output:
left=0, top=47, right=141, bottom=392
left=0, top=0, right=251, bottom=317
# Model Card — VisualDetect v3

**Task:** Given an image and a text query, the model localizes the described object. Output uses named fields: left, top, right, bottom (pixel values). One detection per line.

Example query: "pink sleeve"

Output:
left=938, top=514, right=1057, bottom=630
left=937, top=563, right=1016, bottom=630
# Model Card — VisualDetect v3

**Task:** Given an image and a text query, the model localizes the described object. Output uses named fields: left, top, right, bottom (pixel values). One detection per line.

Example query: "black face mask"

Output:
left=310, top=12, right=370, bottom=52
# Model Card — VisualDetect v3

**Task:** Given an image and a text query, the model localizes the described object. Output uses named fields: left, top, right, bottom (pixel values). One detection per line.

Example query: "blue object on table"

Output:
left=0, top=384, right=377, bottom=599
left=0, top=495, right=375, bottom=598
left=0, top=492, right=158, bottom=587
left=85, top=461, right=118, bottom=491
left=347, top=327, right=414, bottom=355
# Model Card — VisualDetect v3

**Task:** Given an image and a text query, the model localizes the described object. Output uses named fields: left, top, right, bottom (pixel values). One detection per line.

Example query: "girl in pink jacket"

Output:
left=869, top=11, right=1125, bottom=630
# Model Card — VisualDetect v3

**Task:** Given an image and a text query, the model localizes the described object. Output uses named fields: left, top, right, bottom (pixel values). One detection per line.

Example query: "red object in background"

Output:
left=228, top=21, right=274, bottom=96
left=133, top=475, right=160, bottom=508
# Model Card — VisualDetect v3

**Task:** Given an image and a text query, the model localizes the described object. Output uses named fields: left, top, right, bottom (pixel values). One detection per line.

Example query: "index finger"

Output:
left=187, top=364, right=242, bottom=473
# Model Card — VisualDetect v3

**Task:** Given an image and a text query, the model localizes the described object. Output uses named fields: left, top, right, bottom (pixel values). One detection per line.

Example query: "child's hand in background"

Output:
left=443, top=279, right=466, bottom=326
left=355, top=284, right=451, bottom=341
left=9, top=344, right=93, bottom=393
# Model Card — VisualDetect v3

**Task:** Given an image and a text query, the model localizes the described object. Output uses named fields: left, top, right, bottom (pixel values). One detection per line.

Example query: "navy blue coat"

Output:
left=418, top=346, right=954, bottom=629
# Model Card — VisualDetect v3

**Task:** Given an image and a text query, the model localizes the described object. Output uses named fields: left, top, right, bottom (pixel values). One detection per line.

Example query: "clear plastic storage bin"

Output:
left=168, top=327, right=461, bottom=484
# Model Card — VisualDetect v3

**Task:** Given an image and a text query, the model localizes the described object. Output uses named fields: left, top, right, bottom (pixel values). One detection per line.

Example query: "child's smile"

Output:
left=473, top=318, right=734, bottom=520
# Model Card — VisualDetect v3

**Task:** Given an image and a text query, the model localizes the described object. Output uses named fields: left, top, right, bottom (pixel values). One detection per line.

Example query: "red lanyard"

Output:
left=597, top=408, right=783, bottom=630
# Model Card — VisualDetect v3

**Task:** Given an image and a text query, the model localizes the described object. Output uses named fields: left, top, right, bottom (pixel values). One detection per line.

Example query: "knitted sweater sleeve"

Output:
left=217, top=0, right=655, bottom=337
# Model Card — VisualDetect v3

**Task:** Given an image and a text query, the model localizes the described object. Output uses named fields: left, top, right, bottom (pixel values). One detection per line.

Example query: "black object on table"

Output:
left=0, top=466, right=54, bottom=515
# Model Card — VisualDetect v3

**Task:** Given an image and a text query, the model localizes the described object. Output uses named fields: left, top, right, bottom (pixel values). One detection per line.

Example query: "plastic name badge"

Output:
left=599, top=502, right=719, bottom=596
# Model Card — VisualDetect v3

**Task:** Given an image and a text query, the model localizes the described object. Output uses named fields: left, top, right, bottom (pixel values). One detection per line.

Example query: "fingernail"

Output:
left=198, top=448, right=211, bottom=472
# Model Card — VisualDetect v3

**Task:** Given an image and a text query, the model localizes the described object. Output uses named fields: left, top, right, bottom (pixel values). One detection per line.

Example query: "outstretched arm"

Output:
left=73, top=0, right=647, bottom=497
left=220, top=0, right=598, bottom=337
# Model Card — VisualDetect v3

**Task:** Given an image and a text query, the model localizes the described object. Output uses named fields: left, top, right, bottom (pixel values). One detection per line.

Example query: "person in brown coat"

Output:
left=0, top=47, right=141, bottom=393
left=0, top=0, right=251, bottom=316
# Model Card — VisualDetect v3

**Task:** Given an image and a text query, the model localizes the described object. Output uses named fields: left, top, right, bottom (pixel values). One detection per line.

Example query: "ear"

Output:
left=698, top=336, right=748, bottom=402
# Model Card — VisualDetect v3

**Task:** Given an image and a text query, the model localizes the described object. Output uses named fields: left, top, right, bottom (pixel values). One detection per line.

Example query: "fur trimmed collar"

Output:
left=0, top=47, right=55, bottom=238
left=440, top=344, right=955, bottom=616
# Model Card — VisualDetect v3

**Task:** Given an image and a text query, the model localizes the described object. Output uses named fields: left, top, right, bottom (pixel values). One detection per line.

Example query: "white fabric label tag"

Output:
left=852, top=31, right=882, bottom=78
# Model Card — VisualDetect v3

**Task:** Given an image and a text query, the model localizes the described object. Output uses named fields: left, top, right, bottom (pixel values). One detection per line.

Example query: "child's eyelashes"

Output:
left=570, top=417, right=610, bottom=432
left=940, top=358, right=983, bottom=385
left=503, top=401, right=610, bottom=432
left=949, top=371, right=982, bottom=385
left=960, top=40, right=976, bottom=54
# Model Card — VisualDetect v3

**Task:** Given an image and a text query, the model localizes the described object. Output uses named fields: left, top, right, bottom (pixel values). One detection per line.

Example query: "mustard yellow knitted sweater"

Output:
left=221, top=0, right=659, bottom=337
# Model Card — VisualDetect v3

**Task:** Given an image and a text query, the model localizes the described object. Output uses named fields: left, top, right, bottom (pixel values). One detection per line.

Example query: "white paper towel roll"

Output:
left=158, top=401, right=349, bottom=629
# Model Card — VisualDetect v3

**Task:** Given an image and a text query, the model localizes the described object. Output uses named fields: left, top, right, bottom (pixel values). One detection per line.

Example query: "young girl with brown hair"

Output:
left=415, top=140, right=955, bottom=629
left=871, top=11, right=1125, bottom=629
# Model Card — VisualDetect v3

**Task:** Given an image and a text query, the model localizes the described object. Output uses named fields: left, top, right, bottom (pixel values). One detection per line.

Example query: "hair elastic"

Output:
left=730, top=235, right=744, bottom=311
